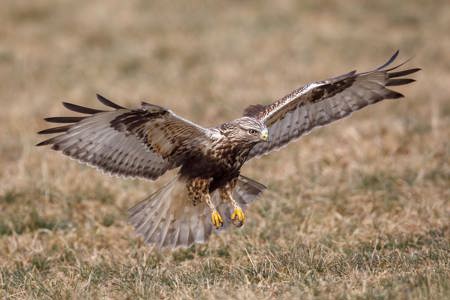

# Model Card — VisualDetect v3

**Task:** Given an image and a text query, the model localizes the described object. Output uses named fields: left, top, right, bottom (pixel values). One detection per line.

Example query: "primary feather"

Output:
left=246, top=51, right=420, bottom=159
left=37, top=94, right=213, bottom=180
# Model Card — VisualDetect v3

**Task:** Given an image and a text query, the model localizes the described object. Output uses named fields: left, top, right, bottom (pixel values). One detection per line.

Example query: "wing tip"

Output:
left=96, top=93, right=126, bottom=109
left=388, top=67, right=421, bottom=78
left=43, top=116, right=85, bottom=123
left=35, top=137, right=57, bottom=146
left=62, top=101, right=105, bottom=114
left=376, top=50, right=400, bottom=70
left=386, top=78, right=416, bottom=86
left=37, top=125, right=71, bottom=135
left=35, top=140, right=49, bottom=146
left=388, top=90, right=405, bottom=99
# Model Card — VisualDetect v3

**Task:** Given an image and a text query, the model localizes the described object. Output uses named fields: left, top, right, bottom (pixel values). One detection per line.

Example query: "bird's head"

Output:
left=221, top=117, right=269, bottom=145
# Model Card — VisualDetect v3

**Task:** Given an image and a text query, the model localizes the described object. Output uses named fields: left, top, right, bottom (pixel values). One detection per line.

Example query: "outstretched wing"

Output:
left=246, top=51, right=420, bottom=159
left=37, top=94, right=213, bottom=180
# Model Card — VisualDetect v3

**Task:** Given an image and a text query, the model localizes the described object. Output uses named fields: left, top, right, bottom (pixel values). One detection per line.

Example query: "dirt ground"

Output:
left=0, top=1, right=449, bottom=299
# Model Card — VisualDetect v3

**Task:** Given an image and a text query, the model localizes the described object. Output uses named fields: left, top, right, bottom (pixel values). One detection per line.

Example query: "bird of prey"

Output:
left=37, top=51, right=419, bottom=249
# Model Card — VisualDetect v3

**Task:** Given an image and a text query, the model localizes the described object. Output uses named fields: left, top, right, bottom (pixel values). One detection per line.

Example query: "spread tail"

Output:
left=128, top=175, right=266, bottom=249
left=128, top=175, right=212, bottom=249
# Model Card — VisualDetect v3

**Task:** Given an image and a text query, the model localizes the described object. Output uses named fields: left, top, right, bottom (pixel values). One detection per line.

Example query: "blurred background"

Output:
left=0, top=1, right=449, bottom=299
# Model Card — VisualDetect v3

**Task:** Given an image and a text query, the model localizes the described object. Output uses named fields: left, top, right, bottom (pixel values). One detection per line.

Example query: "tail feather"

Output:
left=157, top=211, right=172, bottom=247
left=128, top=175, right=266, bottom=249
left=214, top=175, right=267, bottom=228
left=129, top=176, right=213, bottom=249
left=132, top=182, right=171, bottom=242
left=178, top=221, right=191, bottom=246
left=234, top=175, right=267, bottom=206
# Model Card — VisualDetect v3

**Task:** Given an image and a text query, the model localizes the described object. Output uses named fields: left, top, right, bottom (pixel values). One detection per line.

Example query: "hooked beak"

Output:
left=260, top=129, right=269, bottom=142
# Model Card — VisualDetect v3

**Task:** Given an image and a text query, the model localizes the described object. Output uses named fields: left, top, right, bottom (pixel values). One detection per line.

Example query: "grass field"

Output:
left=0, top=0, right=449, bottom=299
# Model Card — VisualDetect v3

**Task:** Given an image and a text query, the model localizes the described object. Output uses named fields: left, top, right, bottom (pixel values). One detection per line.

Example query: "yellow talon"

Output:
left=211, top=210, right=224, bottom=229
left=231, top=207, right=245, bottom=227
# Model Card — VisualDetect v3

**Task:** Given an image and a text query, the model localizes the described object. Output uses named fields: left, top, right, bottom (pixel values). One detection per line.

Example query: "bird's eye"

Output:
left=248, top=129, right=258, bottom=135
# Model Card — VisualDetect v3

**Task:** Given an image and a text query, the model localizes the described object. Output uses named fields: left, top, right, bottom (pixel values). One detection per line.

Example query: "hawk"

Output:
left=37, top=51, right=419, bottom=249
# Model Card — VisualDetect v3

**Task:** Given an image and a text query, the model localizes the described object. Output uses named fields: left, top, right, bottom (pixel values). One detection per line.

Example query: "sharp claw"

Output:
left=211, top=210, right=223, bottom=229
left=231, top=207, right=245, bottom=227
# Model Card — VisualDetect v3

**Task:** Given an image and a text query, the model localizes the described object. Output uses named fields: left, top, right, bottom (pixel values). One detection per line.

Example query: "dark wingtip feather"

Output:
left=386, top=78, right=416, bottom=86
left=387, top=90, right=405, bottom=99
left=388, top=68, right=421, bottom=78
left=37, top=125, right=72, bottom=135
left=377, top=50, right=400, bottom=70
left=44, top=116, right=85, bottom=123
left=36, top=138, right=54, bottom=146
left=384, top=56, right=417, bottom=73
left=96, top=94, right=126, bottom=109
left=62, top=102, right=105, bottom=114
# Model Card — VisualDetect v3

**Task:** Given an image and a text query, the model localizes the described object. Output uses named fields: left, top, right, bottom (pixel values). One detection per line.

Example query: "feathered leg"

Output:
left=187, top=178, right=223, bottom=229
left=220, top=179, right=245, bottom=227
left=205, top=194, right=224, bottom=229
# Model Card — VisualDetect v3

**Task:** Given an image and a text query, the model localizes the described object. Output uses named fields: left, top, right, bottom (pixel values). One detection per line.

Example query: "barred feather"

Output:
left=247, top=51, right=420, bottom=159
left=37, top=95, right=213, bottom=180
left=128, top=175, right=265, bottom=249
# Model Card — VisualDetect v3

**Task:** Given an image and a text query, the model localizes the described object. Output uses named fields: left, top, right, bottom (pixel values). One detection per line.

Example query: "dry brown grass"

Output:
left=1, top=0, right=449, bottom=299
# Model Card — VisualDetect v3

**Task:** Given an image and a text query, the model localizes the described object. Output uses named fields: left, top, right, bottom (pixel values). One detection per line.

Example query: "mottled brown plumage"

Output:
left=37, top=51, right=419, bottom=249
